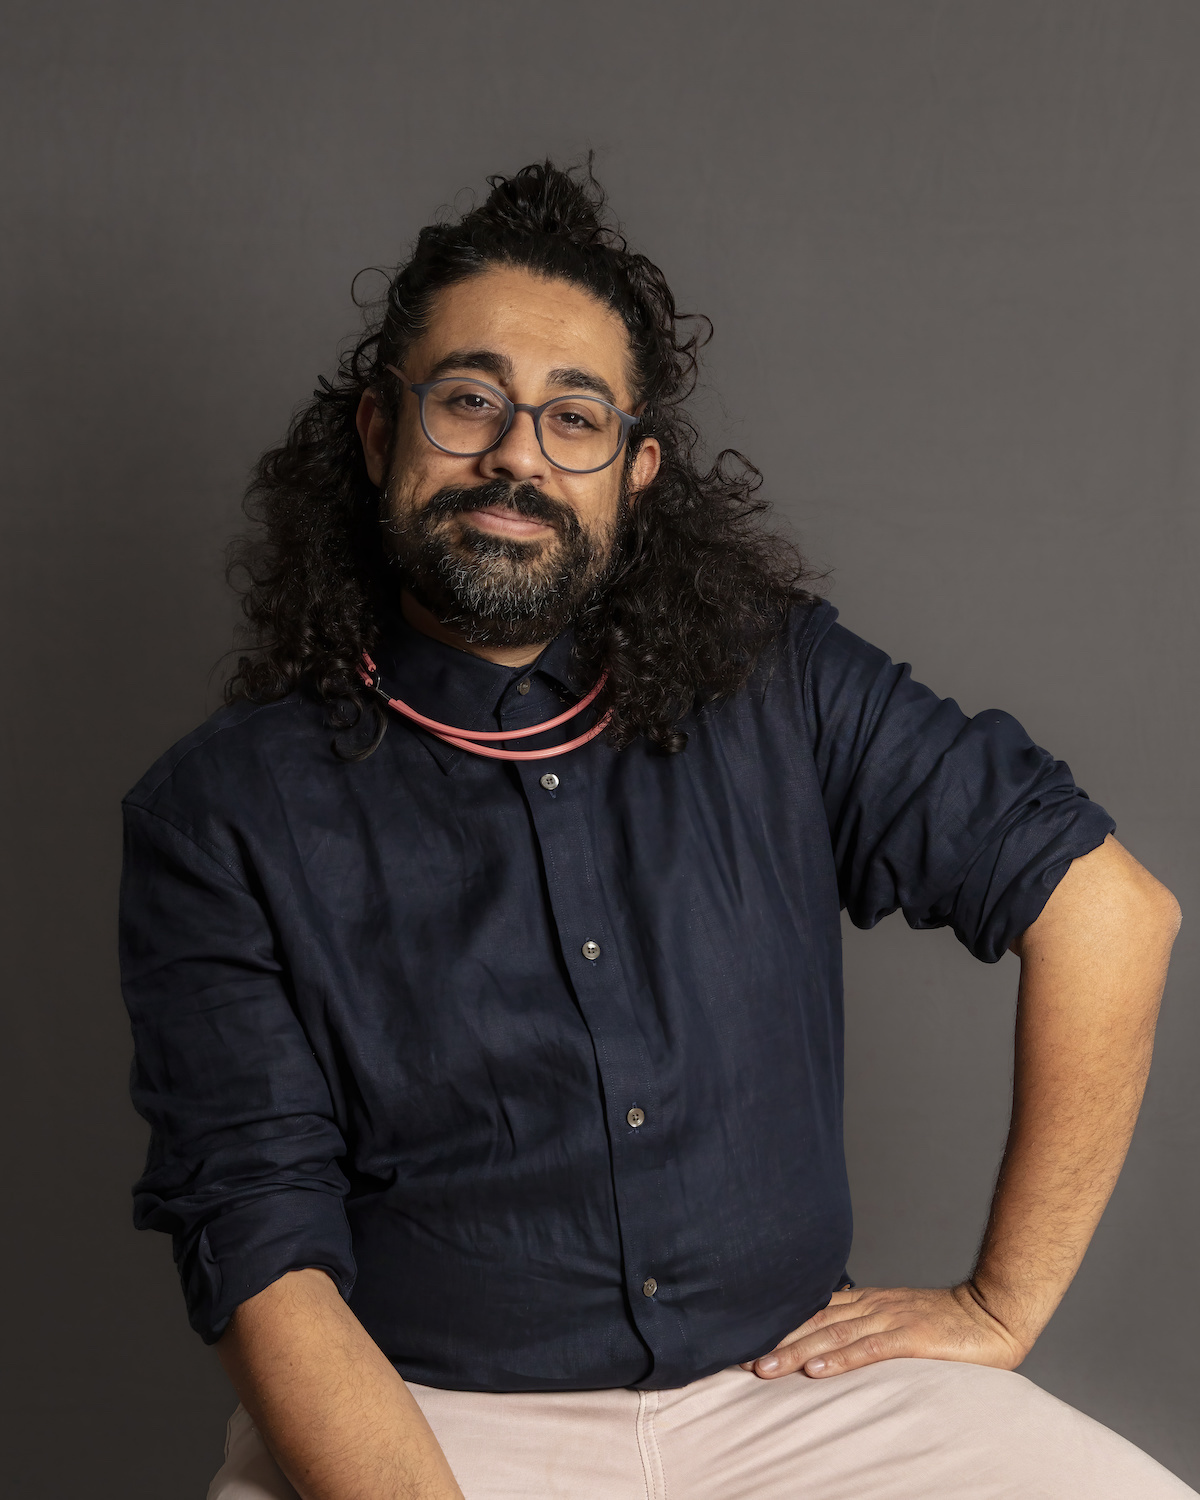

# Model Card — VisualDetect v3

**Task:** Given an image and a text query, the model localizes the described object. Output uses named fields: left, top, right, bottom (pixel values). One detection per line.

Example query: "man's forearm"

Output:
left=217, top=1268, right=464, bottom=1500
left=746, top=834, right=1180, bottom=1381
left=969, top=835, right=1181, bottom=1349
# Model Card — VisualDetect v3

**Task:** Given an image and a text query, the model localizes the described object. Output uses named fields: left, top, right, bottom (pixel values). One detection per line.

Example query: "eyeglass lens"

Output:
left=422, top=379, right=624, bottom=472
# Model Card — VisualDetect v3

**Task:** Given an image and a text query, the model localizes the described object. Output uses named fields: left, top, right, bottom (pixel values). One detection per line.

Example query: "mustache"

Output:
left=419, top=480, right=580, bottom=537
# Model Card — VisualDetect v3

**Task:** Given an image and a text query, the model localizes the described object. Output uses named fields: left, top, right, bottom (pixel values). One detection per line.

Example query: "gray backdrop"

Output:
left=2, top=2, right=1196, bottom=1494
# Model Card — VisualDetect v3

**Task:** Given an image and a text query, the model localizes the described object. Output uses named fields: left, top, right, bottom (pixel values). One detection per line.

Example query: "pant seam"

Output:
left=648, top=1391, right=666, bottom=1500
left=635, top=1390, right=666, bottom=1500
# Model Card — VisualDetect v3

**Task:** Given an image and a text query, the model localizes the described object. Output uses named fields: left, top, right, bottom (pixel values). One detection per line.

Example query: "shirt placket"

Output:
left=499, top=675, right=691, bottom=1383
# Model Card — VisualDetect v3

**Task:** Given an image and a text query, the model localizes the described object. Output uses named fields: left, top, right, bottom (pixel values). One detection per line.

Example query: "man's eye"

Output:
left=451, top=393, right=499, bottom=415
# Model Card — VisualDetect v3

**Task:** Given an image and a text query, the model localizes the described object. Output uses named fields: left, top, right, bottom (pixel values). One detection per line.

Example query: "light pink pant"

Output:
left=208, top=1359, right=1195, bottom=1499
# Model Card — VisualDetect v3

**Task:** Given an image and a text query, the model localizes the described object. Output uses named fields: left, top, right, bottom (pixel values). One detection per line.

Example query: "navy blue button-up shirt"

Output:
left=120, top=601, right=1113, bottom=1391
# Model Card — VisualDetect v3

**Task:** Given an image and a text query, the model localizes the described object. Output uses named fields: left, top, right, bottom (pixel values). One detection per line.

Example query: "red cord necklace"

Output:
left=360, top=652, right=611, bottom=762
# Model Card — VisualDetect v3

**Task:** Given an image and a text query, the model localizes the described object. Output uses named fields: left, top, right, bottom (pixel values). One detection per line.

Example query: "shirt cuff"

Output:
left=951, top=789, right=1115, bottom=963
left=177, top=1188, right=357, bottom=1344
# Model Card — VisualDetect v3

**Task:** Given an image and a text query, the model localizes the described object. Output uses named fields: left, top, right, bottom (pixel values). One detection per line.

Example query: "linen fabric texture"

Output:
left=120, top=600, right=1114, bottom=1391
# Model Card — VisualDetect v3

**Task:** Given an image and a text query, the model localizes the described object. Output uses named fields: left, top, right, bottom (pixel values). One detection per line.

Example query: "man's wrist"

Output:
left=958, top=1268, right=1059, bottom=1357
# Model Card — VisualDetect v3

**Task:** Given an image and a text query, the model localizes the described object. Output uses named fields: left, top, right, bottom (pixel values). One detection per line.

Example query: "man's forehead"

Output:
left=416, top=267, right=633, bottom=395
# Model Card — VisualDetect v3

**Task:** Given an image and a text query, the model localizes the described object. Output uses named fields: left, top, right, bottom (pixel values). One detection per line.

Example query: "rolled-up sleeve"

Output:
left=804, top=619, right=1116, bottom=961
left=120, top=803, right=356, bottom=1343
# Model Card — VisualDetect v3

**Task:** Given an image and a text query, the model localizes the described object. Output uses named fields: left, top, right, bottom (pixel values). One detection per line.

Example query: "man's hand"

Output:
left=741, top=1284, right=1027, bottom=1380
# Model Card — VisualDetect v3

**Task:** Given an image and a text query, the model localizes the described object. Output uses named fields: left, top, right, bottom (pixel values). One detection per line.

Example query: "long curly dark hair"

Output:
left=227, top=160, right=816, bottom=754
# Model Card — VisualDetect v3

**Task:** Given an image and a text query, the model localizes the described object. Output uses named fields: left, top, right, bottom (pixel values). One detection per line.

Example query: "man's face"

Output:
left=357, top=265, right=661, bottom=647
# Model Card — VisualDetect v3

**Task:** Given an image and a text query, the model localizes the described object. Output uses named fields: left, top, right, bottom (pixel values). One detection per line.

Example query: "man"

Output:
left=121, top=162, right=1189, bottom=1499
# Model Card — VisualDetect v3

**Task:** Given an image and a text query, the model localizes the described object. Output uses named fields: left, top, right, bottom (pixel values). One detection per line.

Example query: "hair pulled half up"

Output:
left=227, top=159, right=817, bottom=755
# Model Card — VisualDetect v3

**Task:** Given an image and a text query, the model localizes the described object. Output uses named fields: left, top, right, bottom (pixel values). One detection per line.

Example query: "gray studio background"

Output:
left=2, top=2, right=1197, bottom=1494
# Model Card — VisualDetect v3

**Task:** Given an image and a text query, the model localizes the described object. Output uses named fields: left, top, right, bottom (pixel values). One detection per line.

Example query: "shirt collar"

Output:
left=371, top=611, right=587, bottom=774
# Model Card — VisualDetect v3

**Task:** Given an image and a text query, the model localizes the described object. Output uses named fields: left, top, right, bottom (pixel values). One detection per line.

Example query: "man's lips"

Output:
left=459, top=505, right=558, bottom=539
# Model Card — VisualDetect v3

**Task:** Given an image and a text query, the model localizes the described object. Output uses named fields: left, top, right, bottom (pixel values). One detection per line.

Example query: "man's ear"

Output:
left=356, top=389, right=391, bottom=488
left=627, top=436, right=661, bottom=500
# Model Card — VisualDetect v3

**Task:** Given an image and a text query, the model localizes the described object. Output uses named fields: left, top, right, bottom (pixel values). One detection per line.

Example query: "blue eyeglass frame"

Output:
left=384, top=364, right=641, bottom=475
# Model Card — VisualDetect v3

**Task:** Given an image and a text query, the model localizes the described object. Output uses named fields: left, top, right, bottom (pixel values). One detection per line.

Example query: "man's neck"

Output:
left=399, top=592, right=548, bottom=669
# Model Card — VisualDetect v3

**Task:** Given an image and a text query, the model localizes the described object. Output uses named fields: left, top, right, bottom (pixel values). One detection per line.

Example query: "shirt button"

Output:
left=581, top=940, right=600, bottom=961
left=626, top=1107, right=645, bottom=1128
left=642, top=1278, right=658, bottom=1298
left=539, top=773, right=560, bottom=791
left=517, top=679, right=531, bottom=695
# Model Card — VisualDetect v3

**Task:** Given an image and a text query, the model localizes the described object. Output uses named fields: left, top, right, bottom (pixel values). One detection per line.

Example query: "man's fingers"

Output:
left=737, top=1288, right=872, bottom=1369
left=752, top=1312, right=885, bottom=1377
left=781, top=1291, right=865, bottom=1340
left=773, top=1292, right=875, bottom=1345
left=801, top=1328, right=910, bottom=1378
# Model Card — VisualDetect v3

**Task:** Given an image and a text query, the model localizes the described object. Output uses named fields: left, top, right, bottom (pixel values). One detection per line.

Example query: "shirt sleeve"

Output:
left=803, top=618, right=1116, bottom=961
left=120, top=802, right=356, bottom=1344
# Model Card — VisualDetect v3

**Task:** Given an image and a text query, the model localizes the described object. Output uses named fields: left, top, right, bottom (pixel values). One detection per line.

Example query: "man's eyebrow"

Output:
left=423, top=351, right=622, bottom=408
left=425, top=349, right=514, bottom=383
left=546, top=367, right=619, bottom=406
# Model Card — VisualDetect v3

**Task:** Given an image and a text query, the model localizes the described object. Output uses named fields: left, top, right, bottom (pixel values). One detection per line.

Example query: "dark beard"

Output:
left=381, top=478, right=624, bottom=647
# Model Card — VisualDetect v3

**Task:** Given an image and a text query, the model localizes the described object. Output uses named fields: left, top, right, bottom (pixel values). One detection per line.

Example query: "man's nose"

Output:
left=478, top=409, right=550, bottom=485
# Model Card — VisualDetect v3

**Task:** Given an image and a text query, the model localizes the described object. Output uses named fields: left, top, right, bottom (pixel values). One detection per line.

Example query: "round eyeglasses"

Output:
left=385, top=365, right=640, bottom=475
